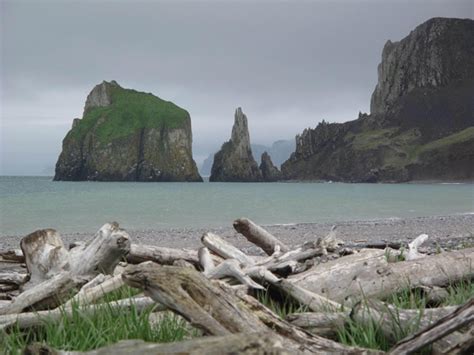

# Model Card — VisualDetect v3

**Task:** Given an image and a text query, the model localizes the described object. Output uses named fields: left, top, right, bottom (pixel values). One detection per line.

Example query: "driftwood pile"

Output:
left=0, top=219, right=473, bottom=354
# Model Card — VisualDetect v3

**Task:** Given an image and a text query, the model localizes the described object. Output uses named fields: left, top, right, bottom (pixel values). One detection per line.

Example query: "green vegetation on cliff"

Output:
left=417, top=127, right=474, bottom=154
left=70, top=86, right=189, bottom=144
left=54, top=81, right=202, bottom=182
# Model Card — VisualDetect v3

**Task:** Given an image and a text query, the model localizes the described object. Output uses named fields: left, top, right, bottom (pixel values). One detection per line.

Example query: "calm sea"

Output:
left=0, top=176, right=473, bottom=236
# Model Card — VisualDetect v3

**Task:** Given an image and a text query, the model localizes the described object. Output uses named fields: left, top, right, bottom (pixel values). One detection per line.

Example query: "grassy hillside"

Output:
left=69, top=86, right=189, bottom=143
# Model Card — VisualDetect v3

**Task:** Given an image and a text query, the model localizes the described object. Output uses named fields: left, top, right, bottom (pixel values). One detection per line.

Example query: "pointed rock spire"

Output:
left=210, top=108, right=262, bottom=182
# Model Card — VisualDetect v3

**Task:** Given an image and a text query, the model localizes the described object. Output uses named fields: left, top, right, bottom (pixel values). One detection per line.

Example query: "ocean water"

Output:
left=0, top=176, right=473, bottom=236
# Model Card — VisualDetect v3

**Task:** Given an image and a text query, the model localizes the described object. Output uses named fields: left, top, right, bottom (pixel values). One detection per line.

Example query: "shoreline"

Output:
left=1, top=214, right=473, bottom=253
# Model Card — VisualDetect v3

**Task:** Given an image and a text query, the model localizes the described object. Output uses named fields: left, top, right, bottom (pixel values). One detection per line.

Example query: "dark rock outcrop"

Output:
left=200, top=139, right=295, bottom=176
left=209, top=108, right=262, bottom=182
left=260, top=152, right=282, bottom=182
left=282, top=18, right=474, bottom=182
left=54, top=81, right=202, bottom=182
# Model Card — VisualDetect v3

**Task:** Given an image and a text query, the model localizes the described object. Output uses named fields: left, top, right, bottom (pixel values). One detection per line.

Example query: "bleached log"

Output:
left=0, top=296, right=159, bottom=331
left=258, top=246, right=324, bottom=273
left=20, top=229, right=70, bottom=289
left=5, top=223, right=130, bottom=313
left=0, top=249, right=25, bottom=263
left=289, top=248, right=474, bottom=304
left=198, top=247, right=215, bottom=273
left=24, top=333, right=292, bottom=355
left=406, top=233, right=428, bottom=261
left=204, top=259, right=264, bottom=290
left=444, top=327, right=474, bottom=354
left=172, top=259, right=196, bottom=269
left=0, top=284, right=18, bottom=292
left=201, top=232, right=254, bottom=266
left=122, top=262, right=376, bottom=354
left=0, top=272, right=29, bottom=286
left=286, top=311, right=348, bottom=338
left=69, top=222, right=131, bottom=276
left=389, top=298, right=474, bottom=354
left=244, top=264, right=341, bottom=311
left=64, top=274, right=124, bottom=307
left=318, top=225, right=344, bottom=253
left=271, top=279, right=342, bottom=312
left=127, top=244, right=199, bottom=265
left=0, top=272, right=84, bottom=315
left=233, top=218, right=289, bottom=255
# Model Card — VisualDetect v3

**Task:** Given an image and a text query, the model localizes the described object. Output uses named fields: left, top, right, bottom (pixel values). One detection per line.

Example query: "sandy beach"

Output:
left=2, top=214, right=473, bottom=254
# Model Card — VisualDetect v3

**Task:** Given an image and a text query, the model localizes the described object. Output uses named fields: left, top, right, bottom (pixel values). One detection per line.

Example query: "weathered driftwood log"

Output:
left=358, top=241, right=402, bottom=250
left=204, top=259, right=264, bottom=289
left=257, top=245, right=325, bottom=275
left=0, top=272, right=29, bottom=286
left=198, top=247, right=215, bottom=273
left=286, top=311, right=348, bottom=338
left=406, top=234, right=429, bottom=261
left=318, top=225, right=344, bottom=253
left=20, top=223, right=130, bottom=289
left=233, top=217, right=289, bottom=255
left=270, top=278, right=342, bottom=312
left=0, top=272, right=83, bottom=315
left=0, top=296, right=160, bottom=331
left=389, top=298, right=474, bottom=354
left=68, top=222, right=131, bottom=276
left=122, top=262, right=379, bottom=354
left=0, top=284, right=18, bottom=292
left=20, top=229, right=70, bottom=289
left=444, top=327, right=474, bottom=354
left=127, top=244, right=200, bottom=265
left=289, top=248, right=474, bottom=303
left=24, top=333, right=292, bottom=355
left=201, top=232, right=254, bottom=266
left=2, top=223, right=130, bottom=313
left=64, top=274, right=124, bottom=307
left=0, top=249, right=25, bottom=263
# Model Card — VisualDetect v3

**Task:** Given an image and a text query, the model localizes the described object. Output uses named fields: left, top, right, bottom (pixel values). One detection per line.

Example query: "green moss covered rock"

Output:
left=54, top=81, right=202, bottom=182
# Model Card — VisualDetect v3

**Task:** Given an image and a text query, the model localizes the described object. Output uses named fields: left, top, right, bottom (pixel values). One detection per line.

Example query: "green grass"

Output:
left=337, top=280, right=474, bottom=351
left=418, top=127, right=474, bottom=153
left=349, top=128, right=398, bottom=150
left=2, top=280, right=472, bottom=353
left=0, top=300, right=193, bottom=354
left=343, top=126, right=474, bottom=172
left=256, top=288, right=309, bottom=318
left=69, top=83, right=189, bottom=144
left=259, top=279, right=473, bottom=352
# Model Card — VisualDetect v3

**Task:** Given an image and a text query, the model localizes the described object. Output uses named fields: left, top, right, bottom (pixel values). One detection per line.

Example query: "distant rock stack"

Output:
left=260, top=152, right=281, bottom=182
left=210, top=108, right=262, bottom=182
left=54, top=80, right=202, bottom=182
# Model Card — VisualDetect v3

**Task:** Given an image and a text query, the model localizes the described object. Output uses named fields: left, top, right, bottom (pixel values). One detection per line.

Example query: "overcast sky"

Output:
left=1, top=0, right=472, bottom=175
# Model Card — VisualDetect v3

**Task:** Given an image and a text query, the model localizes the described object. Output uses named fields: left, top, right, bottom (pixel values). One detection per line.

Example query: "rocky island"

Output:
left=210, top=108, right=263, bottom=182
left=54, top=81, right=202, bottom=182
left=282, top=17, right=474, bottom=182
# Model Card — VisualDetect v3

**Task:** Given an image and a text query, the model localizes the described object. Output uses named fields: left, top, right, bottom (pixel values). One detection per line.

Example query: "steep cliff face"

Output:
left=371, top=18, right=474, bottom=115
left=209, top=108, right=262, bottom=182
left=54, top=81, right=202, bottom=182
left=282, top=18, right=474, bottom=182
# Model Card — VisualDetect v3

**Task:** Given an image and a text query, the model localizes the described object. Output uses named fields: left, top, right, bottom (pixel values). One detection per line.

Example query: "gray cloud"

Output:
left=1, top=0, right=472, bottom=174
